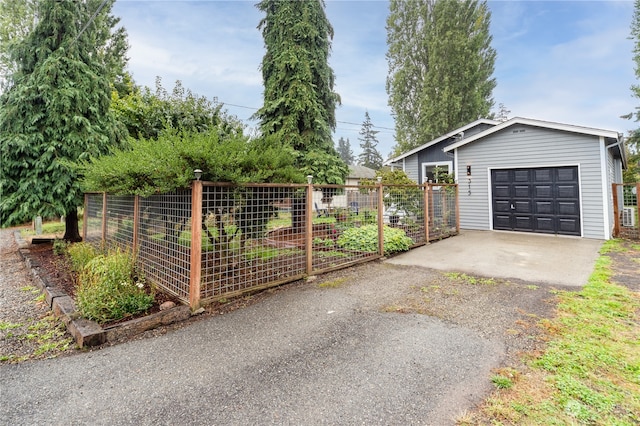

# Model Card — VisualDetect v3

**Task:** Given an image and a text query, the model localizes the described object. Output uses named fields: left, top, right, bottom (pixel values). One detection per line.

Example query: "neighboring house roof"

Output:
left=348, top=165, right=377, bottom=179
left=443, top=117, right=625, bottom=164
left=383, top=118, right=500, bottom=166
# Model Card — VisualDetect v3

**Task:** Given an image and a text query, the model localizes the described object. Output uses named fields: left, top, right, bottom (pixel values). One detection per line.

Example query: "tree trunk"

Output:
left=63, top=208, right=82, bottom=242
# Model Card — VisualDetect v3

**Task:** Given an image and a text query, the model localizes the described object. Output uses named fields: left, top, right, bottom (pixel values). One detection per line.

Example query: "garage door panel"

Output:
left=494, top=215, right=511, bottom=229
left=558, top=202, right=579, bottom=215
left=535, top=217, right=554, bottom=232
left=514, top=185, right=530, bottom=198
left=534, top=169, right=552, bottom=182
left=535, top=201, right=553, bottom=214
left=494, top=185, right=510, bottom=198
left=514, top=170, right=530, bottom=182
left=534, top=185, right=553, bottom=198
left=493, top=171, right=510, bottom=182
left=557, top=168, right=577, bottom=181
left=559, top=218, right=580, bottom=235
left=558, top=185, right=578, bottom=198
left=514, top=216, right=532, bottom=230
left=494, top=201, right=511, bottom=212
left=492, top=166, right=580, bottom=236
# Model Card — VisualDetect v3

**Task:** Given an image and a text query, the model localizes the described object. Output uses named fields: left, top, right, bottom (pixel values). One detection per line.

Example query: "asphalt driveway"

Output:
left=0, top=229, right=600, bottom=425
left=388, top=230, right=603, bottom=287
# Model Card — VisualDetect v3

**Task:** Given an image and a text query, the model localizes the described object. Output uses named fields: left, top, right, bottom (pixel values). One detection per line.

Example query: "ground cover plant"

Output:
left=337, top=224, right=413, bottom=255
left=73, top=247, right=155, bottom=324
left=463, top=239, right=640, bottom=425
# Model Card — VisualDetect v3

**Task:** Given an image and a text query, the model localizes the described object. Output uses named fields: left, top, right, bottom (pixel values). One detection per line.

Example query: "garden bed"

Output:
left=17, top=236, right=191, bottom=347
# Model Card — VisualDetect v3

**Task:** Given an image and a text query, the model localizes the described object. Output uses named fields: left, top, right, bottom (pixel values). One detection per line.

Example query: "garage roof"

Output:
left=443, top=117, right=622, bottom=152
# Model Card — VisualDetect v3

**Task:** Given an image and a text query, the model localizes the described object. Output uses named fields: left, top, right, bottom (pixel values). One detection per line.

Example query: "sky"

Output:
left=112, top=0, right=638, bottom=160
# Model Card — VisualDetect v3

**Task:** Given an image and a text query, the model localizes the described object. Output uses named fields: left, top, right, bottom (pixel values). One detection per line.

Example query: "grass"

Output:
left=465, top=239, right=640, bottom=425
left=318, top=278, right=347, bottom=288
left=445, top=272, right=496, bottom=286
left=1, top=300, right=74, bottom=364
left=20, top=218, right=84, bottom=237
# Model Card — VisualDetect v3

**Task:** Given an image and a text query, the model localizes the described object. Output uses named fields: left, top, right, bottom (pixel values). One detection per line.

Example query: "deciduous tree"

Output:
left=386, top=0, right=496, bottom=155
left=111, top=77, right=243, bottom=140
left=0, top=0, right=126, bottom=240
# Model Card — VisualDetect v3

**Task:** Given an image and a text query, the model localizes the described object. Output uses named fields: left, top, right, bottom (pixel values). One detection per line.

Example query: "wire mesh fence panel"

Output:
left=104, top=195, right=135, bottom=250
left=382, top=184, right=426, bottom=247
left=311, top=185, right=381, bottom=272
left=84, top=193, right=104, bottom=244
left=200, top=184, right=307, bottom=301
left=427, top=184, right=458, bottom=241
left=87, top=181, right=459, bottom=307
left=615, top=183, right=639, bottom=239
left=138, top=190, right=192, bottom=301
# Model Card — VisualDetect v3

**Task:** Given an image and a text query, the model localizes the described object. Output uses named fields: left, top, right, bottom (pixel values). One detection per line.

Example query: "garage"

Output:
left=491, top=166, right=580, bottom=236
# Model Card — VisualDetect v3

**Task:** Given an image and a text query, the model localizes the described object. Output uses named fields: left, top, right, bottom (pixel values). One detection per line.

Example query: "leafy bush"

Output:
left=76, top=249, right=153, bottom=323
left=78, top=131, right=304, bottom=196
left=337, top=224, right=413, bottom=255
left=66, top=242, right=99, bottom=273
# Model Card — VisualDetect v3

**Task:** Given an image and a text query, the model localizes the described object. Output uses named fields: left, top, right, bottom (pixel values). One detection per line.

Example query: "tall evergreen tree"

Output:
left=0, top=0, right=37, bottom=91
left=336, top=136, right=354, bottom=165
left=357, top=112, right=383, bottom=170
left=254, top=0, right=347, bottom=185
left=0, top=0, right=126, bottom=240
left=386, top=0, right=496, bottom=155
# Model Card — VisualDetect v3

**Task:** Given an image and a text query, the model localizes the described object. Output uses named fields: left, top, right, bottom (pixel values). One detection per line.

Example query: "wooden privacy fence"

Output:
left=84, top=181, right=459, bottom=309
left=612, top=183, right=640, bottom=239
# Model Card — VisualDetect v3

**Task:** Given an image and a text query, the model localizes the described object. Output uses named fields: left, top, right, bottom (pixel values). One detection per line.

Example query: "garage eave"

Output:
left=444, top=117, right=621, bottom=153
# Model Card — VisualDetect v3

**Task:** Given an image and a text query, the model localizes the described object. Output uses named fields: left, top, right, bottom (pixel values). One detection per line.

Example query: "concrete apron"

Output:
left=386, top=230, right=603, bottom=287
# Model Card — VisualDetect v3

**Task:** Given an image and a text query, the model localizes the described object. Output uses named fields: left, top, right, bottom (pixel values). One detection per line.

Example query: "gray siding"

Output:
left=456, top=125, right=606, bottom=239
left=404, top=154, right=419, bottom=183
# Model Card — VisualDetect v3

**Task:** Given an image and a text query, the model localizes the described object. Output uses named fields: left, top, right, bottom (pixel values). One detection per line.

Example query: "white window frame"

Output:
left=421, top=161, right=453, bottom=183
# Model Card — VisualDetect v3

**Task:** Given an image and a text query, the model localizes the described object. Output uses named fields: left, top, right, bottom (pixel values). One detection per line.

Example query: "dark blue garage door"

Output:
left=491, top=167, right=581, bottom=236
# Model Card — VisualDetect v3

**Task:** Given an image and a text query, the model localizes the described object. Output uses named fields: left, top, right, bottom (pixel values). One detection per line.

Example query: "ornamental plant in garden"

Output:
left=337, top=224, right=413, bottom=255
left=75, top=248, right=153, bottom=324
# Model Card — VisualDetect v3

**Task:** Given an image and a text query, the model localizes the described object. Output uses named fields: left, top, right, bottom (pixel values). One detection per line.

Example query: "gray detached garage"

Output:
left=444, top=118, right=625, bottom=239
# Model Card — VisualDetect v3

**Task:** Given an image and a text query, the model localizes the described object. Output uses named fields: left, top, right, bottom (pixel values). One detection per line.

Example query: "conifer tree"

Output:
left=254, top=0, right=347, bottom=185
left=0, top=0, right=126, bottom=240
left=336, top=136, right=354, bottom=165
left=357, top=112, right=383, bottom=170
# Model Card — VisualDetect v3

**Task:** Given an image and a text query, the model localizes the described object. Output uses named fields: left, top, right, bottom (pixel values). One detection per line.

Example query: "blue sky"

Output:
left=112, top=0, right=637, bottom=159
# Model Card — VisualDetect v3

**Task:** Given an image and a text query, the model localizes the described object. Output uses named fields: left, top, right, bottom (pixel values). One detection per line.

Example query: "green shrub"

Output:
left=66, top=242, right=99, bottom=273
left=76, top=249, right=154, bottom=323
left=337, top=224, right=413, bottom=255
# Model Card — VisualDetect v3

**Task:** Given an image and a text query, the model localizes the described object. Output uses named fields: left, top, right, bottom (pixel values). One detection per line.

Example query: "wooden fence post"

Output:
left=189, top=181, right=203, bottom=310
left=306, top=177, right=313, bottom=274
left=377, top=179, right=384, bottom=256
